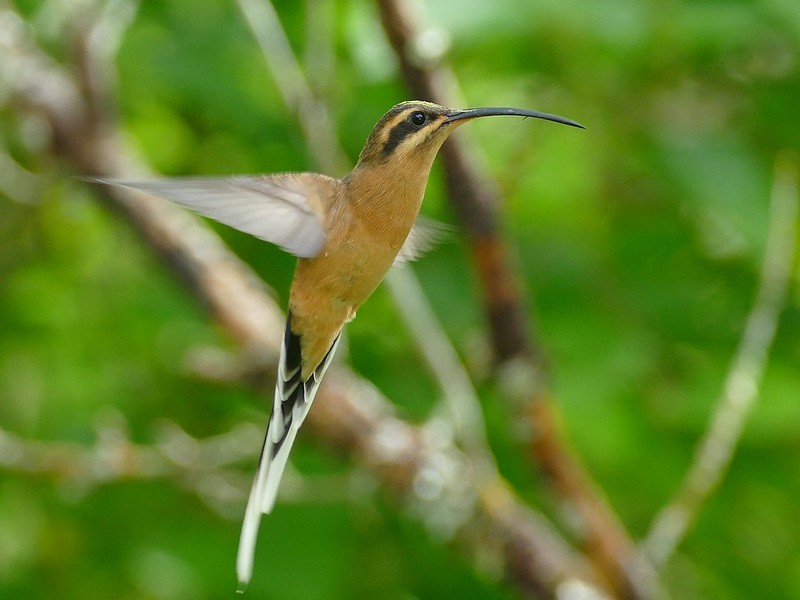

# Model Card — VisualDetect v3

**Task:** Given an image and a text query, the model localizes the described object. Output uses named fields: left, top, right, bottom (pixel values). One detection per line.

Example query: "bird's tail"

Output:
left=236, top=315, right=340, bottom=590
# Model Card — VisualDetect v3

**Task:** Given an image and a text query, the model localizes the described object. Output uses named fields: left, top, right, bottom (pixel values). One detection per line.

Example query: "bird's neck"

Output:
left=344, top=158, right=433, bottom=232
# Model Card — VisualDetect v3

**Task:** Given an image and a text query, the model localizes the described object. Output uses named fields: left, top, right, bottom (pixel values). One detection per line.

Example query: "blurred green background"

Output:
left=2, top=0, right=800, bottom=598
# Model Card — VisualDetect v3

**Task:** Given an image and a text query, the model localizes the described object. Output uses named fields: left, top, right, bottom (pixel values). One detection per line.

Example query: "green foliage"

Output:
left=2, top=0, right=800, bottom=598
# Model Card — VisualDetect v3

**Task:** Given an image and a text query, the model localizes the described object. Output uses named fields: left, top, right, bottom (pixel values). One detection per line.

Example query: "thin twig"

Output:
left=234, top=0, right=349, bottom=175
left=74, top=0, right=139, bottom=124
left=385, top=268, right=497, bottom=476
left=303, top=0, right=336, bottom=99
left=643, top=153, right=799, bottom=568
left=0, top=413, right=261, bottom=517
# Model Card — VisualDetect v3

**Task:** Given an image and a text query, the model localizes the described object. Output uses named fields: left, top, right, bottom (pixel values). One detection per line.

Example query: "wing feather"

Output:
left=394, top=216, right=453, bottom=264
left=95, top=174, right=335, bottom=258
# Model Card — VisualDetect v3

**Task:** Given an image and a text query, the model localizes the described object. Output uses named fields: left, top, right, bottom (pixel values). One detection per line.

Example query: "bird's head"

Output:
left=355, top=100, right=583, bottom=168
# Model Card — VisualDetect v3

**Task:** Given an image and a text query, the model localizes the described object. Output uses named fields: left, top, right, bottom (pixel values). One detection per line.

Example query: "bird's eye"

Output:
left=410, top=111, right=426, bottom=126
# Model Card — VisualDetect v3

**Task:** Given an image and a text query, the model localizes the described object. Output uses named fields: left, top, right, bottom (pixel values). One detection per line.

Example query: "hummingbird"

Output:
left=95, top=100, right=583, bottom=588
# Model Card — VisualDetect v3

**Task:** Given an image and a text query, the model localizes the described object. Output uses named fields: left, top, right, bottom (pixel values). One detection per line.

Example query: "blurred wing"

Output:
left=394, top=216, right=453, bottom=265
left=97, top=173, right=335, bottom=258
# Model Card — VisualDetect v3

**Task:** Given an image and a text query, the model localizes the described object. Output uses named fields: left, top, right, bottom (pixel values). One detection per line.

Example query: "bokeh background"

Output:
left=2, top=0, right=800, bottom=598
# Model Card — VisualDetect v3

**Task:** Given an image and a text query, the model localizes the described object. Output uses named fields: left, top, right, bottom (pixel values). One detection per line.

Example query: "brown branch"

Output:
left=377, top=0, right=539, bottom=365
left=307, top=371, right=592, bottom=600
left=374, top=1, right=659, bottom=598
left=0, top=5, right=602, bottom=597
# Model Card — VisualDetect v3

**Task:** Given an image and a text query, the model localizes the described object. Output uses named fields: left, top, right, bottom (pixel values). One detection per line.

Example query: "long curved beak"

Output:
left=445, top=106, right=584, bottom=129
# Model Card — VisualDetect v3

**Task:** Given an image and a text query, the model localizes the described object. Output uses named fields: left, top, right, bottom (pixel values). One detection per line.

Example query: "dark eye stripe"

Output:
left=382, top=118, right=422, bottom=158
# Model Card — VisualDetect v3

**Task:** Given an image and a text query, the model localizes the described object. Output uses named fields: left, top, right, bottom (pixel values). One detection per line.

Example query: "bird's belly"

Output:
left=320, top=240, right=396, bottom=307
left=288, top=235, right=402, bottom=377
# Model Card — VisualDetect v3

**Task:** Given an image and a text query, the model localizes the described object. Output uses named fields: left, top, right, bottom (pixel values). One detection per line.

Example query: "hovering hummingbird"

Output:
left=96, top=100, right=583, bottom=588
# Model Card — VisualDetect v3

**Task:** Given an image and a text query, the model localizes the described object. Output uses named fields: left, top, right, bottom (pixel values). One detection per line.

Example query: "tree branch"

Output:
left=376, top=0, right=541, bottom=365
left=643, top=152, right=799, bottom=567
left=0, top=411, right=261, bottom=518
left=373, top=1, right=658, bottom=597
left=0, top=3, right=601, bottom=597
left=235, top=0, right=349, bottom=176
left=385, top=268, right=497, bottom=475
